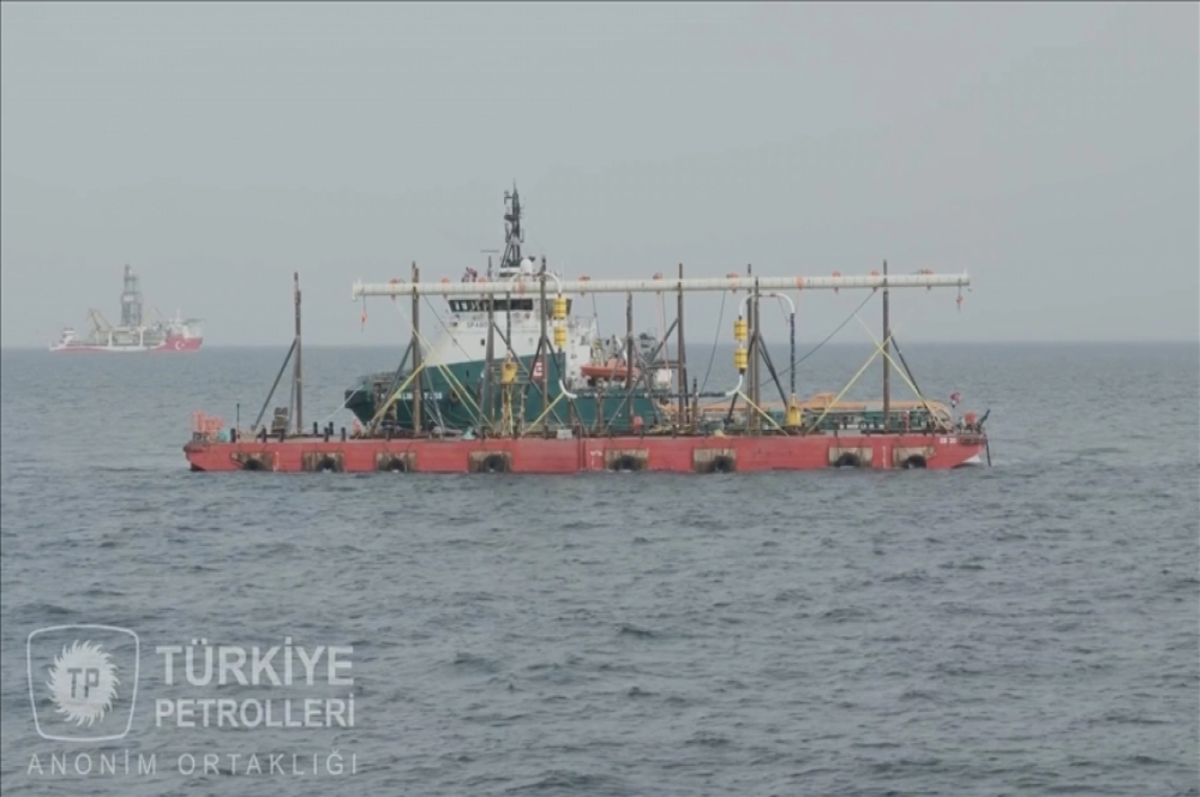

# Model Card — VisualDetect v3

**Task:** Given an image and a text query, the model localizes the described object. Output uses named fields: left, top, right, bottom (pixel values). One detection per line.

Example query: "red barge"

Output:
left=184, top=429, right=986, bottom=473
left=183, top=265, right=989, bottom=474
left=184, top=188, right=989, bottom=474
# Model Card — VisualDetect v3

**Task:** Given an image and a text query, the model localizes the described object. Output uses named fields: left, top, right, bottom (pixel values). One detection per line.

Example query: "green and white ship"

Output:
left=344, top=187, right=677, bottom=436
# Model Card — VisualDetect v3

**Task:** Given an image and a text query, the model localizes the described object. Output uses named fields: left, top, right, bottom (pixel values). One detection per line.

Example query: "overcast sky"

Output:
left=2, top=2, right=1196, bottom=347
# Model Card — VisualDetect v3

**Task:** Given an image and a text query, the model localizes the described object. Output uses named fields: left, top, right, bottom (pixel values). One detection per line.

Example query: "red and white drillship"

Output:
left=50, top=265, right=204, bottom=353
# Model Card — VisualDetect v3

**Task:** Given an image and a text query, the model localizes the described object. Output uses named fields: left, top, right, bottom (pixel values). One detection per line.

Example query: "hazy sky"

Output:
left=2, top=3, right=1196, bottom=347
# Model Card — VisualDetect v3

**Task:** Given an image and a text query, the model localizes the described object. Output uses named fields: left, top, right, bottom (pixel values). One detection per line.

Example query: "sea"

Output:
left=1, top=341, right=1197, bottom=796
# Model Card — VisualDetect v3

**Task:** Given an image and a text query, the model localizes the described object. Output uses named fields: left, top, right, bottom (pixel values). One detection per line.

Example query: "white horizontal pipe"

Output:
left=352, top=272, right=969, bottom=299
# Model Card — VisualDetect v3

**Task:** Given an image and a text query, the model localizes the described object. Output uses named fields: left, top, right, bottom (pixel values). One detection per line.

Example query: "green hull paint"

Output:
left=346, top=358, right=953, bottom=435
left=346, top=356, right=673, bottom=434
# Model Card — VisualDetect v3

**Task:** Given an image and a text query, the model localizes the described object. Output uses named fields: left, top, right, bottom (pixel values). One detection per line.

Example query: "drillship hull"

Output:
left=50, top=335, right=203, bottom=353
left=184, top=432, right=987, bottom=473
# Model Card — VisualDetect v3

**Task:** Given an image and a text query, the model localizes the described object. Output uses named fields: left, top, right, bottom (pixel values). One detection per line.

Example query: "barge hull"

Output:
left=184, top=433, right=986, bottom=473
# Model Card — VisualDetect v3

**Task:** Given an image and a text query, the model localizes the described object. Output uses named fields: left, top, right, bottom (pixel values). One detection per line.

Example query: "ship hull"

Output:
left=346, top=356, right=667, bottom=432
left=50, top=336, right=203, bottom=353
left=345, top=359, right=954, bottom=437
left=184, top=432, right=987, bottom=473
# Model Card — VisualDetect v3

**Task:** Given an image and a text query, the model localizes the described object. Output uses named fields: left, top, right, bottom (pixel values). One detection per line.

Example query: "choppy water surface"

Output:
left=1, top=342, right=1197, bottom=796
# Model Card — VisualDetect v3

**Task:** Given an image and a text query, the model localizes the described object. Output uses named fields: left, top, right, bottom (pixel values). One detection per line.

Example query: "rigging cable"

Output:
left=889, top=335, right=924, bottom=400
left=698, top=291, right=728, bottom=394
left=754, top=290, right=875, bottom=397
left=420, top=295, right=482, bottom=366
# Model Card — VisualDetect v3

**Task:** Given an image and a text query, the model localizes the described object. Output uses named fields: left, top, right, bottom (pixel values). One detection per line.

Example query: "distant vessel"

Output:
left=50, top=265, right=203, bottom=353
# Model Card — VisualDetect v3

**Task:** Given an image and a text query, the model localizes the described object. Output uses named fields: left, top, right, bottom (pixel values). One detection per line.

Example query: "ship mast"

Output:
left=499, top=184, right=525, bottom=277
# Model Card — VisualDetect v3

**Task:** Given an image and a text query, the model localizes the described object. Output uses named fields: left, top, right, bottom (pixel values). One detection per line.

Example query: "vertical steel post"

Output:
left=411, top=262, right=422, bottom=434
left=882, top=259, right=891, bottom=433
left=676, top=262, right=688, bottom=428
left=539, top=257, right=549, bottom=410
left=789, top=310, right=796, bottom=399
left=752, top=278, right=761, bottom=433
left=484, top=288, right=495, bottom=431
left=625, top=292, right=634, bottom=391
left=293, top=272, right=303, bottom=435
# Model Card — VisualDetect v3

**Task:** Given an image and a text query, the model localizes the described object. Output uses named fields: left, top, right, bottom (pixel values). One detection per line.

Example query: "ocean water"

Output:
left=1, top=341, right=1197, bottom=796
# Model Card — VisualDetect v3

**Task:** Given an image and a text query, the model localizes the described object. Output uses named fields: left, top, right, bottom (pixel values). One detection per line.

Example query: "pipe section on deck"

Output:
left=352, top=272, right=969, bottom=298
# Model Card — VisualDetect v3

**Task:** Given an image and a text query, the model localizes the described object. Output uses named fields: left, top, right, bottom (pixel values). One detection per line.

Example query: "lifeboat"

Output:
left=580, top=360, right=639, bottom=381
